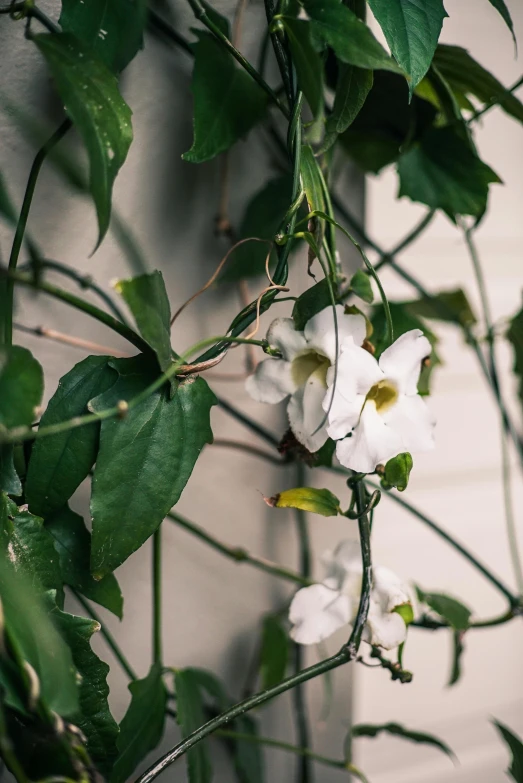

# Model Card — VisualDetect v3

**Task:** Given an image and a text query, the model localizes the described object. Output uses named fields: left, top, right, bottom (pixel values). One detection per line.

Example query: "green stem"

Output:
left=3, top=269, right=149, bottom=353
left=500, top=427, right=523, bottom=595
left=365, top=479, right=519, bottom=607
left=72, top=592, right=138, bottom=681
left=152, top=528, right=163, bottom=665
left=20, top=258, right=130, bottom=325
left=215, top=730, right=347, bottom=771
left=462, top=222, right=523, bottom=595
left=167, top=510, right=310, bottom=586
left=4, top=119, right=71, bottom=346
left=374, top=210, right=435, bottom=272
left=184, top=0, right=288, bottom=117
left=413, top=607, right=518, bottom=631
left=136, top=651, right=350, bottom=783
left=467, top=74, right=523, bottom=124
left=135, top=483, right=372, bottom=783
left=216, top=398, right=279, bottom=449
left=0, top=334, right=269, bottom=445
left=292, top=463, right=313, bottom=783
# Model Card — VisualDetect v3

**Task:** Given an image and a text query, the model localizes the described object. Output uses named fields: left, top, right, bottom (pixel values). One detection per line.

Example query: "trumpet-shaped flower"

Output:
left=324, top=329, right=435, bottom=473
left=246, top=306, right=366, bottom=453
left=289, top=540, right=412, bottom=649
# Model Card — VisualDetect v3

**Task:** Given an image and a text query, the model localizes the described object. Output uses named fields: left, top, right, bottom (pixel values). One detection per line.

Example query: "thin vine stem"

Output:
left=364, top=479, right=520, bottom=607
left=292, top=462, right=313, bottom=783
left=184, top=0, right=289, bottom=117
left=4, top=119, right=72, bottom=346
left=215, top=730, right=370, bottom=779
left=462, top=222, right=523, bottom=595
left=0, top=334, right=270, bottom=445
left=3, top=269, right=149, bottom=354
left=152, top=528, right=163, bottom=665
left=167, top=510, right=311, bottom=586
left=134, top=503, right=372, bottom=783
left=19, top=258, right=130, bottom=324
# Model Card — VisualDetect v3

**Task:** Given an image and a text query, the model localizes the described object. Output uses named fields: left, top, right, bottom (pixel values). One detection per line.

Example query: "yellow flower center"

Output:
left=365, top=379, right=399, bottom=413
left=291, top=351, right=330, bottom=389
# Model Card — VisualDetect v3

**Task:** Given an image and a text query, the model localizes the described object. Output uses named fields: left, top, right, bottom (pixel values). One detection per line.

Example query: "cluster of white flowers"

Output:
left=246, top=305, right=433, bottom=648
left=289, top=540, right=413, bottom=648
left=246, top=305, right=435, bottom=472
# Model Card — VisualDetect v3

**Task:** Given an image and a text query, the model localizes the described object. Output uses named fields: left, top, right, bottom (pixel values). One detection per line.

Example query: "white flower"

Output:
left=289, top=540, right=412, bottom=649
left=246, top=306, right=366, bottom=453
left=324, top=329, right=435, bottom=473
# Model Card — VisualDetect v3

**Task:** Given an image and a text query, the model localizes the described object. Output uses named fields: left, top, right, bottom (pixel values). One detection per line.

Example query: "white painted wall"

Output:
left=1, top=1, right=522, bottom=781
left=355, top=2, right=523, bottom=781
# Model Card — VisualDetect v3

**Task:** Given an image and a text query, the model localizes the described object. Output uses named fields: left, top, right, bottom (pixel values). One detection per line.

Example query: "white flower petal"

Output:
left=365, top=600, right=408, bottom=650
left=304, top=306, right=366, bottom=363
left=335, top=402, right=403, bottom=473
left=382, top=393, right=435, bottom=453
left=373, top=566, right=412, bottom=613
left=322, top=540, right=362, bottom=589
left=267, top=318, right=307, bottom=361
left=287, top=371, right=329, bottom=452
left=378, top=330, right=431, bottom=395
left=289, top=584, right=352, bottom=645
left=245, top=358, right=294, bottom=403
left=324, top=342, right=383, bottom=439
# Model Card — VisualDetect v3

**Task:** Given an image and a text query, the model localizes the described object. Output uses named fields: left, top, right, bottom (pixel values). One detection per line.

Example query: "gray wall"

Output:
left=1, top=2, right=364, bottom=779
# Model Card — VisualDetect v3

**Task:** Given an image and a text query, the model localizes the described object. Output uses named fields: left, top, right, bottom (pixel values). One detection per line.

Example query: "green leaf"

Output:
left=25, top=355, right=116, bottom=518
left=398, top=125, right=501, bottom=219
left=115, top=271, right=173, bottom=377
left=381, top=452, right=413, bottom=491
left=351, top=722, right=455, bottom=762
left=34, top=33, right=133, bottom=247
left=487, top=0, right=516, bottom=45
left=59, top=0, right=147, bottom=73
left=416, top=587, right=472, bottom=630
left=0, top=447, right=22, bottom=497
left=300, top=143, right=326, bottom=219
left=266, top=487, right=341, bottom=516
left=0, top=346, right=43, bottom=430
left=233, top=714, right=265, bottom=783
left=221, top=175, right=294, bottom=281
left=349, top=269, right=374, bottom=304
left=368, top=0, right=448, bottom=92
left=50, top=604, right=119, bottom=776
left=112, top=662, right=167, bottom=783
left=0, top=555, right=78, bottom=716
left=259, top=614, right=289, bottom=690
left=340, top=71, right=436, bottom=173
left=433, top=45, right=523, bottom=123
left=322, top=65, right=373, bottom=152
left=448, top=628, right=465, bottom=686
left=183, top=31, right=267, bottom=163
left=292, top=278, right=335, bottom=330
left=90, top=357, right=216, bottom=576
left=46, top=505, right=123, bottom=619
left=174, top=668, right=213, bottom=783
left=283, top=19, right=324, bottom=117
left=507, top=299, right=523, bottom=410
left=406, top=288, right=477, bottom=326
left=4, top=510, right=63, bottom=595
left=303, top=0, right=402, bottom=72
left=493, top=721, right=523, bottom=783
